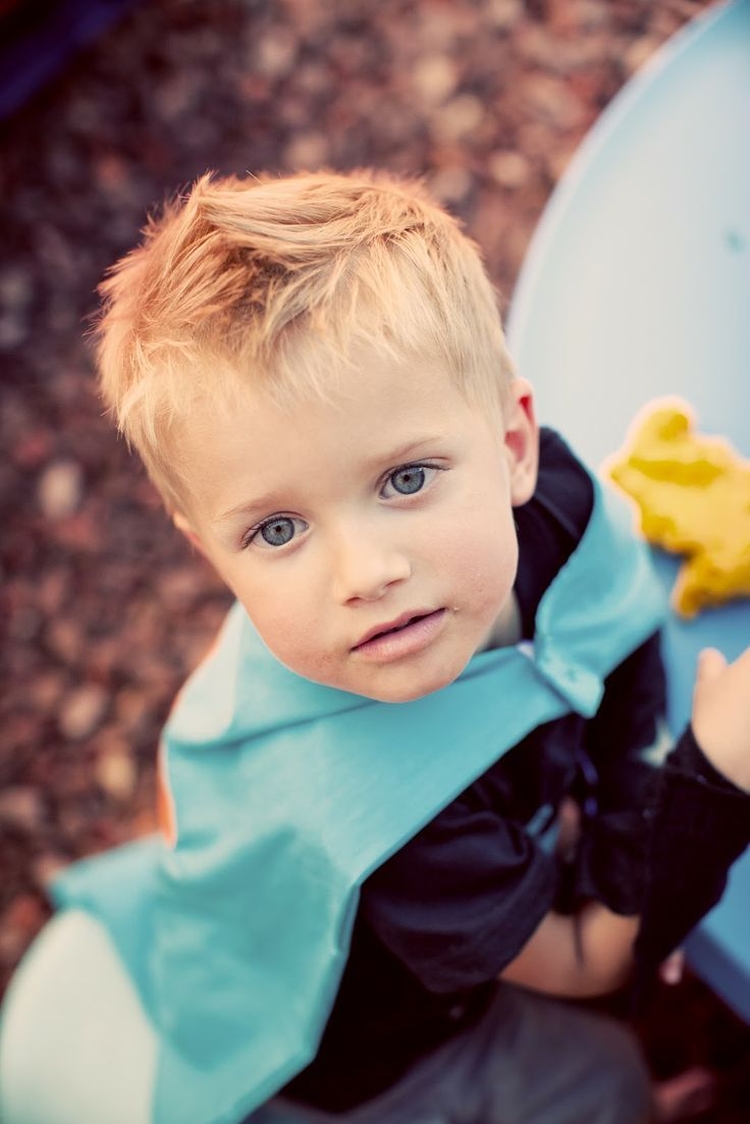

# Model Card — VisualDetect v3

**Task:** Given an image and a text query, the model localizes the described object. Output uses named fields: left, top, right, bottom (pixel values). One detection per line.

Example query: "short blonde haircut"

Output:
left=96, top=169, right=515, bottom=509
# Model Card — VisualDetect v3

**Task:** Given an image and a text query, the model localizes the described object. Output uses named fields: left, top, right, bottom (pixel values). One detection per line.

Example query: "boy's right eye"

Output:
left=245, top=515, right=307, bottom=549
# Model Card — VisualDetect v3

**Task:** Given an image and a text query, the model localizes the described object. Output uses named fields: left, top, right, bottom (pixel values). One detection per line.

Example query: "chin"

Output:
left=364, top=664, right=464, bottom=705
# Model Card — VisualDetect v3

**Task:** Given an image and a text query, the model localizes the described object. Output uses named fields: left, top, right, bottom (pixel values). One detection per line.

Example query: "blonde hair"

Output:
left=96, top=169, right=515, bottom=509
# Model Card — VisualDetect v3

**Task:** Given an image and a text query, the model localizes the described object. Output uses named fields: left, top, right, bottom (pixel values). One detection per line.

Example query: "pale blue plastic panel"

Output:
left=507, top=0, right=750, bottom=1021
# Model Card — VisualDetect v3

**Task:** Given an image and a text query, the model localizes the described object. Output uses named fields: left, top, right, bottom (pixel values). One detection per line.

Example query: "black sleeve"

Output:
left=634, top=724, right=750, bottom=976
left=570, top=631, right=668, bottom=915
left=359, top=796, right=557, bottom=994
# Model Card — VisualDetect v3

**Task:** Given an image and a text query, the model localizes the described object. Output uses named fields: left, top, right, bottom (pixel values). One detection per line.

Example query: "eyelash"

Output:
left=242, top=514, right=307, bottom=551
left=242, top=461, right=443, bottom=550
left=379, top=462, right=442, bottom=498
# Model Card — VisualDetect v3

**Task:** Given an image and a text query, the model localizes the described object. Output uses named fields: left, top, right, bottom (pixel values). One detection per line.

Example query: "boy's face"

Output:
left=174, top=351, right=538, bottom=703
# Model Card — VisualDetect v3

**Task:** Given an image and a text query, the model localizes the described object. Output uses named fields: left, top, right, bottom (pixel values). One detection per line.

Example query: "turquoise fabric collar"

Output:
left=54, top=475, right=666, bottom=1124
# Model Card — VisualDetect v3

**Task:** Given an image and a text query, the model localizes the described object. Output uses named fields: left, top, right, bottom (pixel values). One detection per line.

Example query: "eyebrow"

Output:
left=214, top=491, right=287, bottom=525
left=213, top=433, right=447, bottom=524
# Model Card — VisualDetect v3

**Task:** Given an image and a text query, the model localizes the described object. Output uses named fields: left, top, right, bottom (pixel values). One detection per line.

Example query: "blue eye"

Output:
left=388, top=466, right=426, bottom=495
left=250, top=516, right=306, bottom=548
left=261, top=518, right=295, bottom=546
left=380, top=463, right=442, bottom=500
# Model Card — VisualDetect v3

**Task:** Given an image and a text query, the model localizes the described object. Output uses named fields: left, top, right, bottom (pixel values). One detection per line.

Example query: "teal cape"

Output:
left=53, top=475, right=666, bottom=1124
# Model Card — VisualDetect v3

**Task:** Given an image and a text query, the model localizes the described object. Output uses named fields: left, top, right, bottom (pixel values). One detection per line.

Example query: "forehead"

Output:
left=197, top=350, right=472, bottom=450
left=172, top=351, right=495, bottom=515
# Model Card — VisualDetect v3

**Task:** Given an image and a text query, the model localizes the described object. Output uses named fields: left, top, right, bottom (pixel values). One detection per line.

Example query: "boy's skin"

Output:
left=168, top=338, right=750, bottom=1006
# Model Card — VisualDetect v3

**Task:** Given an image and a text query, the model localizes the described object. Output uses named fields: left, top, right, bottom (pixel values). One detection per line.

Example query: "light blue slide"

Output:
left=508, top=0, right=750, bottom=1022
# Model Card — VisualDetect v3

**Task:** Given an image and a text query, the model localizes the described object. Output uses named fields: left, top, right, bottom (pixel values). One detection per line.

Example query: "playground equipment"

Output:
left=508, top=0, right=750, bottom=1023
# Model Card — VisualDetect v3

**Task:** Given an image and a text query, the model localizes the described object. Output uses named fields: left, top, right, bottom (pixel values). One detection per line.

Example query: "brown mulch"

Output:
left=1, top=0, right=748, bottom=1117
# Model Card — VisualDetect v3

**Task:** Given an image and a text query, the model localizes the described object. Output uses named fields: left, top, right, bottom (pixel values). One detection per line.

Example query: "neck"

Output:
left=478, top=592, right=522, bottom=652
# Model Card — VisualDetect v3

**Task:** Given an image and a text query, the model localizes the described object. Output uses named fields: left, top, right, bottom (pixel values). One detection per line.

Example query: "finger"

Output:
left=696, top=648, right=727, bottom=682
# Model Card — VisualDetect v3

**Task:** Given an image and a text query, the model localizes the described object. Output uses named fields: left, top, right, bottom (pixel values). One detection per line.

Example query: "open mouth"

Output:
left=353, top=609, right=445, bottom=653
left=370, top=614, right=427, bottom=641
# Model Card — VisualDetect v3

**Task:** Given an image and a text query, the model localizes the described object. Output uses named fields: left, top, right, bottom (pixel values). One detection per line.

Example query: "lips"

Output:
left=353, top=610, right=436, bottom=649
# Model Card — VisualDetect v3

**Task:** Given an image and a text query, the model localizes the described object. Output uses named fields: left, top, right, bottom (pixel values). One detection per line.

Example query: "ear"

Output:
left=503, top=378, right=539, bottom=506
left=173, top=510, right=208, bottom=557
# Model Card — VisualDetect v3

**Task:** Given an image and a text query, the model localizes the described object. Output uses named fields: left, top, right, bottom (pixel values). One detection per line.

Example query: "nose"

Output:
left=330, top=523, right=411, bottom=604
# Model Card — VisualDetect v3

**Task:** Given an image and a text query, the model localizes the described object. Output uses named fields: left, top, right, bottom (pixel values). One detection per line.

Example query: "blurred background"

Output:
left=1, top=0, right=748, bottom=1117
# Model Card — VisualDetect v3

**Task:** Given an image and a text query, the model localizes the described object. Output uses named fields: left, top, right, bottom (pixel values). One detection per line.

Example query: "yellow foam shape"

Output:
left=607, top=400, right=750, bottom=617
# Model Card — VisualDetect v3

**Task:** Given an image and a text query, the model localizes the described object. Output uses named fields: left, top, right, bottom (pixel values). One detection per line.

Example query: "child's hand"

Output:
left=691, top=647, right=750, bottom=793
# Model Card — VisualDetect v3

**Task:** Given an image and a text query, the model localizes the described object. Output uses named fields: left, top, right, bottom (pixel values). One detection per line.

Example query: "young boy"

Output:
left=1, top=170, right=749, bottom=1124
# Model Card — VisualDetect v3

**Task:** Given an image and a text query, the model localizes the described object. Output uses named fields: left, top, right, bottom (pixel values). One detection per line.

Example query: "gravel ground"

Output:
left=1, top=0, right=748, bottom=1117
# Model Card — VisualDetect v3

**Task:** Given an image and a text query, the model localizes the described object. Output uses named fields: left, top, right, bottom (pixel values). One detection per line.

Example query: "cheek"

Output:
left=236, top=582, right=329, bottom=675
left=439, top=509, right=518, bottom=609
left=201, top=550, right=333, bottom=677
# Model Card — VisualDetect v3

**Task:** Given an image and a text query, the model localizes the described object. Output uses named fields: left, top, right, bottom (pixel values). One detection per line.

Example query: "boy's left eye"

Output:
left=243, top=514, right=308, bottom=549
left=381, top=464, right=437, bottom=498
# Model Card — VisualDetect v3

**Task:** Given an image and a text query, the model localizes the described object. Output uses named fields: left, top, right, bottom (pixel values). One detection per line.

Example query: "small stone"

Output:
left=0, top=786, right=44, bottom=833
left=96, top=749, right=138, bottom=801
left=428, top=166, right=473, bottom=205
left=412, top=54, right=459, bottom=106
left=294, top=61, right=331, bottom=97
left=255, top=27, right=298, bottom=79
left=488, top=151, right=531, bottom=189
left=485, top=0, right=524, bottom=30
left=0, top=267, right=33, bottom=311
left=522, top=73, right=586, bottom=131
left=432, top=94, right=485, bottom=142
left=284, top=132, right=330, bottom=170
left=155, top=74, right=196, bottom=122
left=59, top=684, right=109, bottom=741
left=37, top=460, right=84, bottom=519
left=46, top=617, right=84, bottom=664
